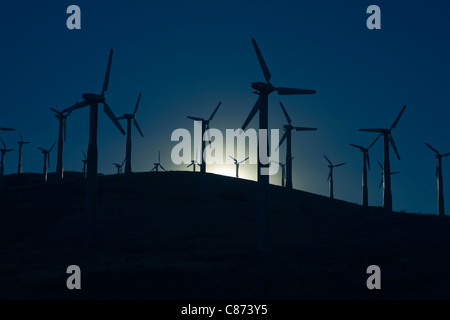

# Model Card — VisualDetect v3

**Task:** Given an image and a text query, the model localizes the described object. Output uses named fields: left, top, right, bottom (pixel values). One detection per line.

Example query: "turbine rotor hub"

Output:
left=82, top=93, right=105, bottom=103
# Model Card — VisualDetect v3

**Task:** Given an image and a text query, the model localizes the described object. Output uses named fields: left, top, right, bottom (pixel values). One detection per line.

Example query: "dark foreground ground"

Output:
left=1, top=171, right=449, bottom=300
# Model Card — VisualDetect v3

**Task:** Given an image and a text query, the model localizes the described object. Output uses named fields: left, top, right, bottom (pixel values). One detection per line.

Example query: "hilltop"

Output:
left=1, top=171, right=449, bottom=299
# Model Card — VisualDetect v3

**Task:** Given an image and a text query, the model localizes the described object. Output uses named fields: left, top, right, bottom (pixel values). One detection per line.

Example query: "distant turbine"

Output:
left=349, top=136, right=380, bottom=207
left=187, top=151, right=199, bottom=172
left=187, top=101, right=221, bottom=195
left=378, top=161, right=399, bottom=190
left=38, top=141, right=56, bottom=183
left=360, top=105, right=406, bottom=213
left=272, top=157, right=295, bottom=188
left=63, top=49, right=126, bottom=244
left=425, top=142, right=450, bottom=216
left=17, top=132, right=30, bottom=175
left=117, top=93, right=144, bottom=187
left=278, top=102, right=317, bottom=206
left=241, top=38, right=315, bottom=250
left=151, top=151, right=166, bottom=172
left=50, top=108, right=70, bottom=184
left=229, top=156, right=249, bottom=178
left=323, top=155, right=346, bottom=199
left=0, top=138, right=14, bottom=189
left=113, top=159, right=126, bottom=175
left=82, top=151, right=87, bottom=179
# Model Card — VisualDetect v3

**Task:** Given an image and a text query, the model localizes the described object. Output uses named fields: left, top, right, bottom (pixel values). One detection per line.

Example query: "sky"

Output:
left=0, top=0, right=449, bottom=214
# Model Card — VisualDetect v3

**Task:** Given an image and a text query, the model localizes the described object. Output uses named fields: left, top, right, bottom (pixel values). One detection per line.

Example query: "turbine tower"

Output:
left=117, top=93, right=144, bottom=187
left=38, top=142, right=56, bottom=183
left=113, top=159, right=125, bottom=175
left=241, top=38, right=315, bottom=250
left=349, top=136, right=379, bottom=207
left=360, top=105, right=406, bottom=212
left=63, top=49, right=126, bottom=244
left=323, top=155, right=346, bottom=199
left=187, top=101, right=221, bottom=196
left=278, top=102, right=317, bottom=206
left=17, top=132, right=30, bottom=174
left=425, top=142, right=450, bottom=216
left=229, top=156, right=249, bottom=178
left=0, top=138, right=14, bottom=189
left=82, top=151, right=87, bottom=179
left=50, top=108, right=70, bottom=184
left=151, top=151, right=166, bottom=172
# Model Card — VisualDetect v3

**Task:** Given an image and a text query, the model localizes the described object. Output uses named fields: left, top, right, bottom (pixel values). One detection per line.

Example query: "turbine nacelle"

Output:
left=82, top=93, right=105, bottom=103
left=252, top=82, right=275, bottom=94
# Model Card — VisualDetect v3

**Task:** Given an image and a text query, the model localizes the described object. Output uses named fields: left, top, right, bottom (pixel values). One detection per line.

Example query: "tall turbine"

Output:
left=323, top=155, right=346, bottom=199
left=17, top=132, right=30, bottom=174
left=38, top=142, right=56, bottom=183
left=187, top=101, right=221, bottom=196
left=117, top=93, right=144, bottom=187
left=349, top=136, right=380, bottom=207
left=82, top=151, right=87, bottom=179
left=241, top=38, right=315, bottom=250
left=273, top=157, right=295, bottom=188
left=151, top=151, right=166, bottom=172
left=113, top=159, right=125, bottom=175
left=0, top=138, right=14, bottom=189
left=229, top=156, right=249, bottom=178
left=63, top=49, right=126, bottom=244
left=425, top=143, right=450, bottom=216
left=278, top=102, right=317, bottom=206
left=360, top=106, right=406, bottom=212
left=50, top=108, right=70, bottom=184
left=378, top=160, right=399, bottom=189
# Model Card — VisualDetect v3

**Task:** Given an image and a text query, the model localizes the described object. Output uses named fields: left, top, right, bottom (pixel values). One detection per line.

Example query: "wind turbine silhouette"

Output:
left=113, top=159, right=125, bottom=175
left=151, top=151, right=166, bottom=172
left=323, top=155, right=346, bottom=199
left=81, top=151, right=87, bottom=179
left=241, top=38, right=315, bottom=250
left=38, top=142, right=56, bottom=184
left=278, top=102, right=317, bottom=206
left=187, top=102, right=221, bottom=196
left=118, top=93, right=144, bottom=187
left=0, top=128, right=15, bottom=132
left=17, top=132, right=30, bottom=175
left=425, top=142, right=450, bottom=216
left=272, top=157, right=295, bottom=188
left=378, top=161, right=399, bottom=191
left=50, top=108, right=70, bottom=184
left=229, top=156, right=249, bottom=178
left=187, top=151, right=199, bottom=172
left=0, top=138, right=14, bottom=189
left=360, top=106, right=406, bottom=212
left=349, top=136, right=380, bottom=207
left=62, top=49, right=125, bottom=244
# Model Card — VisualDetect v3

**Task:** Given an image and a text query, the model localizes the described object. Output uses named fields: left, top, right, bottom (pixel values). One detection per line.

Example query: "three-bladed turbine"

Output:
left=377, top=161, right=400, bottom=189
left=323, top=154, right=346, bottom=200
left=0, top=138, right=14, bottom=189
left=113, top=159, right=126, bottom=175
left=17, top=132, right=30, bottom=175
left=229, top=156, right=249, bottom=178
left=425, top=142, right=450, bottom=215
left=38, top=141, right=56, bottom=183
left=50, top=107, right=71, bottom=184
left=151, top=151, right=166, bottom=172
left=81, top=150, right=88, bottom=179
left=360, top=105, right=406, bottom=212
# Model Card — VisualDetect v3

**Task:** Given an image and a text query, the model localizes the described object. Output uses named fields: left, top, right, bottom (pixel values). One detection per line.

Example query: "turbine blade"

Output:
left=103, top=103, right=125, bottom=135
left=38, top=147, right=46, bottom=152
left=49, top=107, right=62, bottom=115
left=295, top=127, right=317, bottom=132
left=229, top=155, right=237, bottom=162
left=242, top=96, right=262, bottom=130
left=379, top=179, right=383, bottom=189
left=279, top=102, right=292, bottom=125
left=349, top=144, right=364, bottom=150
left=49, top=141, right=56, bottom=153
left=151, top=166, right=156, bottom=172
left=335, top=162, right=346, bottom=167
left=187, top=164, right=193, bottom=168
left=82, top=150, right=87, bottom=160
left=102, top=49, right=113, bottom=96
left=160, top=165, right=166, bottom=172
left=209, top=102, right=222, bottom=122
left=359, top=128, right=386, bottom=133
left=251, top=38, right=271, bottom=83
left=368, top=135, right=380, bottom=150
left=443, top=152, right=450, bottom=157
left=391, top=172, right=400, bottom=175
left=1, top=138, right=5, bottom=149
left=0, top=128, right=15, bottom=131
left=187, top=116, right=204, bottom=122
left=390, top=105, right=406, bottom=130
left=425, top=142, right=439, bottom=155
left=134, top=119, right=144, bottom=137
left=275, top=131, right=288, bottom=152
left=63, top=100, right=90, bottom=114
left=378, top=161, right=383, bottom=170
left=277, top=87, right=316, bottom=95
left=133, top=92, right=142, bottom=115
left=389, top=135, right=401, bottom=160
left=323, top=154, right=332, bottom=165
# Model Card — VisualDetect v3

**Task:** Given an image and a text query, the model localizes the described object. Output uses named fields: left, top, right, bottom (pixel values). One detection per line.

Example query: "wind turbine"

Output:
left=82, top=151, right=87, bottom=179
left=117, top=92, right=144, bottom=187
left=229, top=156, right=249, bottom=178
left=38, top=142, right=56, bottom=183
left=187, top=151, right=199, bottom=172
left=241, top=38, right=315, bottom=250
left=187, top=101, right=221, bottom=195
left=62, top=49, right=126, bottom=244
left=349, top=136, right=380, bottom=207
left=323, top=155, right=346, bottom=199
left=278, top=102, right=317, bottom=205
left=113, top=159, right=125, bottom=175
left=49, top=108, right=71, bottom=184
left=360, top=105, right=406, bottom=212
left=151, top=151, right=166, bottom=172
left=425, top=142, right=450, bottom=216
left=272, top=157, right=295, bottom=188
left=17, top=132, right=30, bottom=174
left=378, top=161, right=399, bottom=193
left=0, top=138, right=14, bottom=189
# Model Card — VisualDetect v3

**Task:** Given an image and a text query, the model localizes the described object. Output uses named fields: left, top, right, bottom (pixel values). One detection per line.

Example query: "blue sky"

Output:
left=1, top=0, right=450, bottom=214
